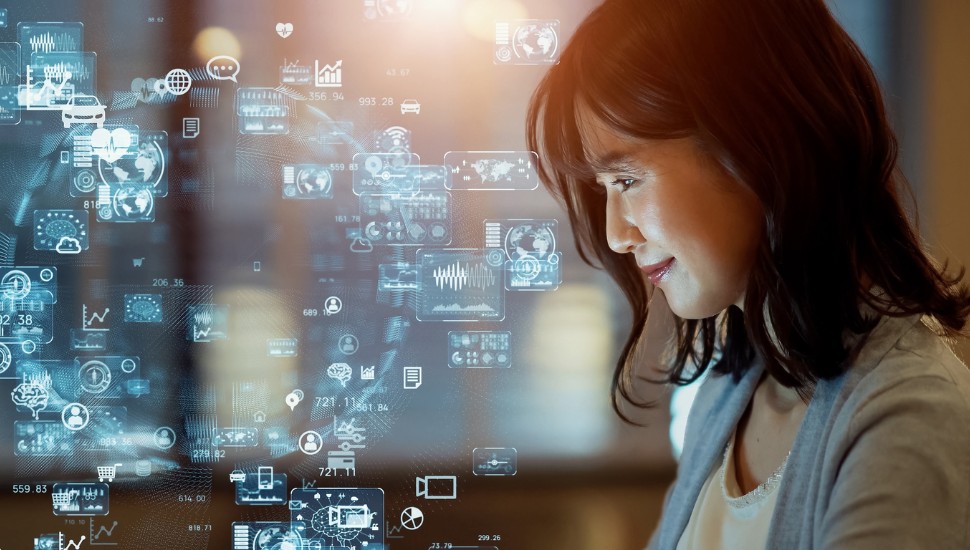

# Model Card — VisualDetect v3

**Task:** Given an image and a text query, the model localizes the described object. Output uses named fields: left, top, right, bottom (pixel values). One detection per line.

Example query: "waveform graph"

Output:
left=17, top=22, right=84, bottom=70
left=0, top=42, right=20, bottom=124
left=0, top=42, right=19, bottom=85
left=186, top=304, right=229, bottom=342
left=431, top=260, right=497, bottom=291
left=31, top=51, right=97, bottom=95
left=417, top=249, right=504, bottom=321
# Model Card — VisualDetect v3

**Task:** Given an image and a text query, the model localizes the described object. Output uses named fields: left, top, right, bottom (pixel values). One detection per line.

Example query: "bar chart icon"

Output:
left=314, top=59, right=342, bottom=87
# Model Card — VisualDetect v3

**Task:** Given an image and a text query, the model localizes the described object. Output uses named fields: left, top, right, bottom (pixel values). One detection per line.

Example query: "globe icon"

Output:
left=512, top=23, right=558, bottom=61
left=113, top=185, right=154, bottom=220
left=165, top=68, right=192, bottom=95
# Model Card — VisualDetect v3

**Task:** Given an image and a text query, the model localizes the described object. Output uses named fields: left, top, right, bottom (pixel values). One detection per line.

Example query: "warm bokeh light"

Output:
left=462, top=0, right=529, bottom=42
left=192, top=26, right=242, bottom=63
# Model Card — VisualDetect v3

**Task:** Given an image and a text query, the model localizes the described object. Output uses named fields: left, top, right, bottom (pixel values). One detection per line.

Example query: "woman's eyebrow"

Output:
left=590, top=151, right=639, bottom=171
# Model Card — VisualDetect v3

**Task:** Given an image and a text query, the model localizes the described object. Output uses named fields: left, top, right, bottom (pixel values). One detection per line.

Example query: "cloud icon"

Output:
left=55, top=236, right=83, bottom=254
left=350, top=237, right=373, bottom=253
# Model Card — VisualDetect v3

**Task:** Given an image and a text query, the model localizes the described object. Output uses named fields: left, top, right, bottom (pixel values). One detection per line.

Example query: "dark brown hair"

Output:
left=526, top=0, right=970, bottom=421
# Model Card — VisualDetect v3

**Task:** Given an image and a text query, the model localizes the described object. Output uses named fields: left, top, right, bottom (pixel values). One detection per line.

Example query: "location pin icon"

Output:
left=285, top=392, right=300, bottom=411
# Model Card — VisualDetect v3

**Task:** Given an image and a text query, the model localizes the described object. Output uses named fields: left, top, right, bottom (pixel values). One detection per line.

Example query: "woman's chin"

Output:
left=666, top=291, right=730, bottom=320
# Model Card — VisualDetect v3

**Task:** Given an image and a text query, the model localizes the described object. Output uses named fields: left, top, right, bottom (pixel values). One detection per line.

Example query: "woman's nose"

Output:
left=605, top=194, right=641, bottom=254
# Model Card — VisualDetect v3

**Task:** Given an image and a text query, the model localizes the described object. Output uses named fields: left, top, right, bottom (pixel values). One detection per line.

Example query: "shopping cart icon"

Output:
left=132, top=258, right=144, bottom=267
left=97, top=463, right=123, bottom=482
left=51, top=492, right=73, bottom=507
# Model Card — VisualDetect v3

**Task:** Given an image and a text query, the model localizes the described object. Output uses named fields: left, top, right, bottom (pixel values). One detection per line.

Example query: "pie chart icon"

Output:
left=401, top=506, right=424, bottom=530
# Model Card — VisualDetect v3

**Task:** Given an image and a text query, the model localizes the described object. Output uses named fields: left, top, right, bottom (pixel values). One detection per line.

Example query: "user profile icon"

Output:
left=299, top=430, right=322, bottom=455
left=154, top=426, right=176, bottom=450
left=324, top=296, right=342, bottom=315
left=338, top=334, right=359, bottom=355
left=61, top=402, right=90, bottom=431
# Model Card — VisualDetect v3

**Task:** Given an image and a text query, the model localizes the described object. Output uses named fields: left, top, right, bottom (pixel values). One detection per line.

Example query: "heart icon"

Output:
left=275, top=22, right=293, bottom=38
left=90, top=127, right=132, bottom=163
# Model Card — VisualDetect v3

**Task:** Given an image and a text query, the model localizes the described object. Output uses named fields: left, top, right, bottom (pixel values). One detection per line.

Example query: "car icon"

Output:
left=229, top=470, right=246, bottom=483
left=62, top=94, right=106, bottom=128
left=400, top=99, right=421, bottom=115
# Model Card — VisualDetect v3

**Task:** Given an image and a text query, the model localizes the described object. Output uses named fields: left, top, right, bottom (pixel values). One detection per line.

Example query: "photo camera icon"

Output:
left=415, top=475, right=457, bottom=500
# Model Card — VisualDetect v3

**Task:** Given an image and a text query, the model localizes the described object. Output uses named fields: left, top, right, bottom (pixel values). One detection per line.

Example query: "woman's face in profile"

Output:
left=585, top=117, right=763, bottom=319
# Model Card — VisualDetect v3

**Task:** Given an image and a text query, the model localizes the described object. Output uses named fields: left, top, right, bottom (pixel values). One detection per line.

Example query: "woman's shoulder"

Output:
left=847, top=314, right=970, bottom=397
left=801, top=314, right=970, bottom=549
left=830, top=313, right=970, bottom=434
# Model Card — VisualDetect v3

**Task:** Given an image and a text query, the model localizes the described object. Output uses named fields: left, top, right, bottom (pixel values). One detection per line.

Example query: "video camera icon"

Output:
left=415, top=475, right=457, bottom=500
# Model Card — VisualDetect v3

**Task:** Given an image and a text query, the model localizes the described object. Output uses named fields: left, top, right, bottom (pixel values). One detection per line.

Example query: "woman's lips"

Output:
left=641, top=258, right=674, bottom=285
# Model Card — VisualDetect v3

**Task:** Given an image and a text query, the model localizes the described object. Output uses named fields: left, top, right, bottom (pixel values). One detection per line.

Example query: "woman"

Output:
left=526, top=0, right=970, bottom=548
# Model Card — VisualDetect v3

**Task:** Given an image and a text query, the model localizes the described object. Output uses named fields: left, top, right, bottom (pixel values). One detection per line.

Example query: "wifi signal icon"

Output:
left=379, top=125, right=410, bottom=152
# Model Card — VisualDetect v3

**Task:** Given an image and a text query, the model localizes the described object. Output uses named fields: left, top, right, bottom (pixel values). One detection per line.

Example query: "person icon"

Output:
left=325, top=296, right=342, bottom=315
left=67, top=406, right=84, bottom=428
left=299, top=430, right=322, bottom=455
left=154, top=426, right=175, bottom=449
left=339, top=334, right=359, bottom=355
left=61, top=402, right=89, bottom=431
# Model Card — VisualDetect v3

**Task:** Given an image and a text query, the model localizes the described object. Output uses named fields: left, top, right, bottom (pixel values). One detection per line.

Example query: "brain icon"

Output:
left=11, top=382, right=49, bottom=419
left=327, top=363, right=353, bottom=387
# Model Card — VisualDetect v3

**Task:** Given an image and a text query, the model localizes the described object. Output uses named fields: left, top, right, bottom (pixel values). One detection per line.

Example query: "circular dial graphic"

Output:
left=1, top=270, right=31, bottom=300
left=79, top=360, right=112, bottom=394
left=0, top=343, right=10, bottom=375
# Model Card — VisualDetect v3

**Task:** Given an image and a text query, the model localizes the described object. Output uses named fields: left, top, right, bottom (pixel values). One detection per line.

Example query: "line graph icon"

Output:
left=89, top=520, right=118, bottom=545
left=34, top=532, right=88, bottom=550
left=82, top=304, right=110, bottom=331
left=63, top=534, right=86, bottom=550
left=18, top=64, right=74, bottom=110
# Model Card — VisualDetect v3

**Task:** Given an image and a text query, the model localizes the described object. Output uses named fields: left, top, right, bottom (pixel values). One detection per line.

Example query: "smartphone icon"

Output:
left=258, top=466, right=273, bottom=490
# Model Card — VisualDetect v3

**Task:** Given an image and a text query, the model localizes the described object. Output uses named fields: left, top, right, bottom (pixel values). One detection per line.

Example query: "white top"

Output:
left=675, top=430, right=788, bottom=550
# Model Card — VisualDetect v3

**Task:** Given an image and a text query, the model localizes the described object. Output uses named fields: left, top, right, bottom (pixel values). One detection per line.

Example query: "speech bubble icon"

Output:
left=206, top=55, right=240, bottom=82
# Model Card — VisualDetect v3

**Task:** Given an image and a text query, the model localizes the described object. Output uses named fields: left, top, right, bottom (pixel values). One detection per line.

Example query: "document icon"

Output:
left=403, top=366, right=422, bottom=389
left=182, top=117, right=200, bottom=138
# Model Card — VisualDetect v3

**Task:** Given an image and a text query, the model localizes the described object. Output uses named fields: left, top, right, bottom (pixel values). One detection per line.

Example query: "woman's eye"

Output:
left=609, top=178, right=639, bottom=191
